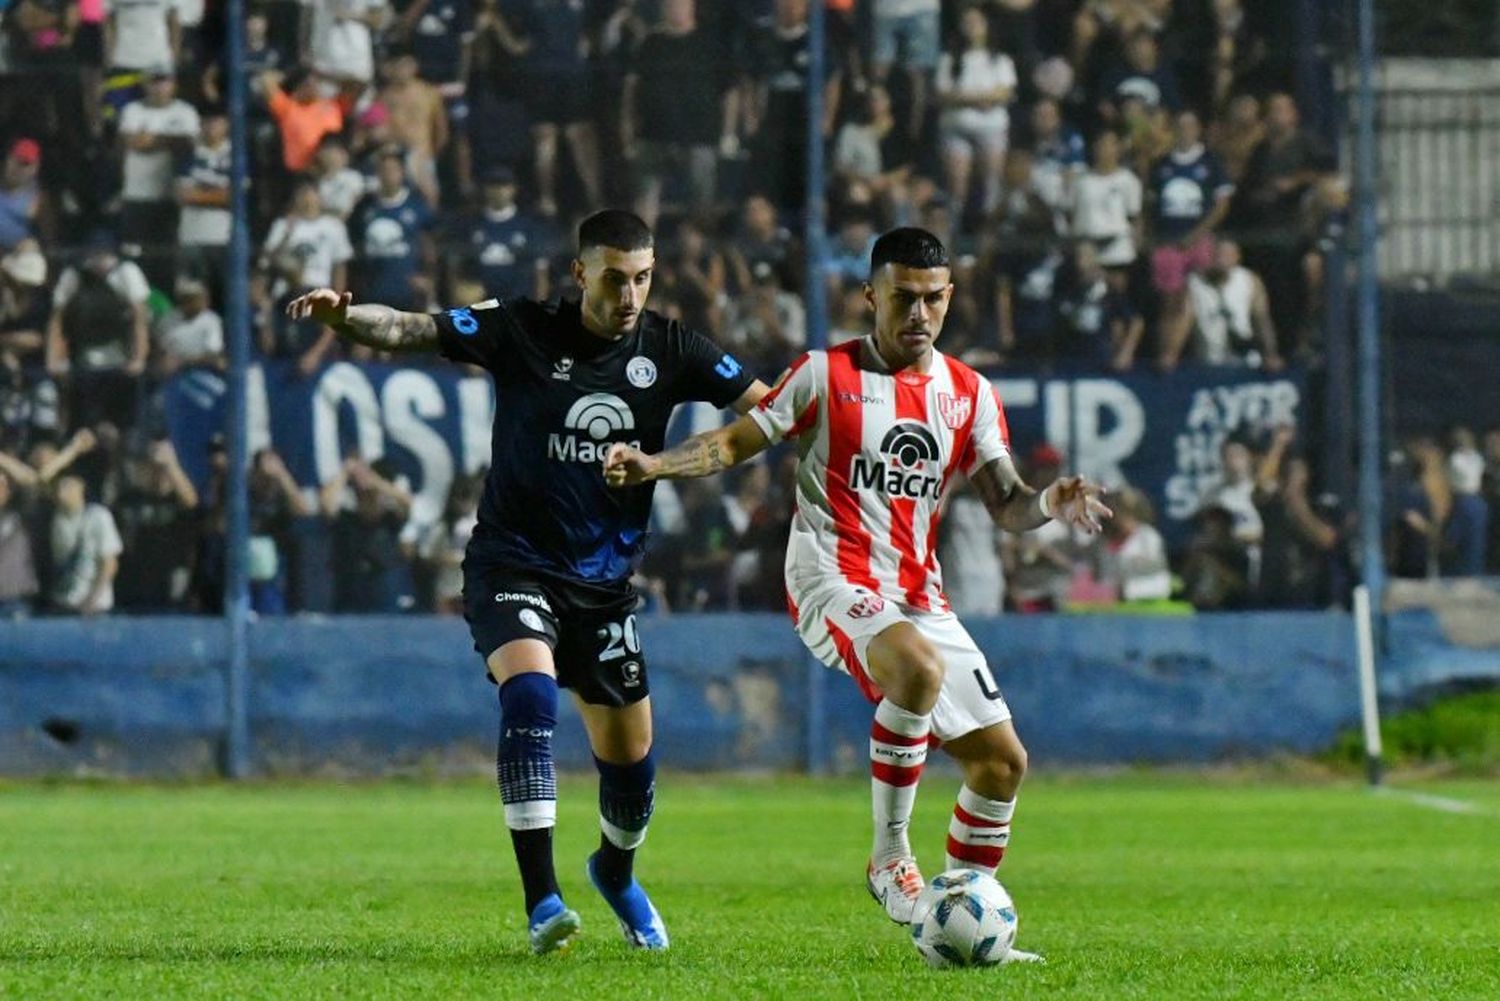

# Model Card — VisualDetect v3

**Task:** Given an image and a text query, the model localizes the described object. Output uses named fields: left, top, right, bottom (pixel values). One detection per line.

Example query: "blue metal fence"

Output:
left=4, top=611, right=1495, bottom=778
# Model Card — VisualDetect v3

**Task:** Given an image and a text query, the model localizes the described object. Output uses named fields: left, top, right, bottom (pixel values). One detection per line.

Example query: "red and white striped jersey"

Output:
left=747, top=337, right=1012, bottom=612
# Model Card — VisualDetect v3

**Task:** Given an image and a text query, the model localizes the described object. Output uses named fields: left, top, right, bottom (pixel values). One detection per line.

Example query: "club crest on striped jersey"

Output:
left=937, top=392, right=972, bottom=430
left=847, top=591, right=886, bottom=619
left=850, top=422, right=942, bottom=500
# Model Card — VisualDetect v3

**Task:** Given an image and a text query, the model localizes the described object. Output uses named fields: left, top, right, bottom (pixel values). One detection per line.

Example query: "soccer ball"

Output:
left=909, top=869, right=1018, bottom=968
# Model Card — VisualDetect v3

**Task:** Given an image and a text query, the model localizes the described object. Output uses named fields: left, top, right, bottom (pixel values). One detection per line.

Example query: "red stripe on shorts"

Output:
left=825, top=615, right=881, bottom=703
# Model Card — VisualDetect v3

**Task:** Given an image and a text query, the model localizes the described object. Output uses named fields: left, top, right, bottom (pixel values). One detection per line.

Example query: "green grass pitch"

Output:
left=2, top=773, right=1497, bottom=999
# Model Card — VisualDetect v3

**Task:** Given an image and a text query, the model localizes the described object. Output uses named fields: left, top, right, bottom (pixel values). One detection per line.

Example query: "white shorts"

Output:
left=787, top=579, right=1012, bottom=742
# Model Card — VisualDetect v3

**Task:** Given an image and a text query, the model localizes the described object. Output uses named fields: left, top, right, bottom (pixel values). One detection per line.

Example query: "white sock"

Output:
left=945, top=785, right=1015, bottom=875
left=870, top=699, right=930, bottom=866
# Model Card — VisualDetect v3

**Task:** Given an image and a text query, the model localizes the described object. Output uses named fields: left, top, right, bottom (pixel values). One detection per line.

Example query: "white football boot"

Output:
left=866, top=856, right=926, bottom=924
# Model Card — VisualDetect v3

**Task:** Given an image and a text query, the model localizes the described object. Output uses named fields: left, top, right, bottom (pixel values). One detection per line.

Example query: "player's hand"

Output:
left=603, top=442, right=658, bottom=488
left=285, top=288, right=352, bottom=328
left=1046, top=476, right=1113, bottom=534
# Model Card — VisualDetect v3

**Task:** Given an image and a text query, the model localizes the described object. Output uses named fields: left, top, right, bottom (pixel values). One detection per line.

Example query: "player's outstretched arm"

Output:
left=284, top=289, right=440, bottom=353
left=971, top=455, right=1113, bottom=535
left=603, top=414, right=771, bottom=487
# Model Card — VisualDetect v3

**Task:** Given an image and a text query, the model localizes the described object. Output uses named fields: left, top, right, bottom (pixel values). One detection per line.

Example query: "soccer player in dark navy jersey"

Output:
left=286, top=210, right=768, bottom=954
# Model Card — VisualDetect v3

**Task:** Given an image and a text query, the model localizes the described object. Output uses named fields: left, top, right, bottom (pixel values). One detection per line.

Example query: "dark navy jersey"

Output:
left=350, top=188, right=435, bottom=309
left=433, top=297, right=756, bottom=584
left=1150, top=145, right=1232, bottom=242
left=465, top=207, right=555, bottom=300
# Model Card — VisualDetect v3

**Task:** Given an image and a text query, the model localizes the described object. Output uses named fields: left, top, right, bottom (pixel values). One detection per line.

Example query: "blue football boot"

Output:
left=527, top=893, right=581, bottom=955
left=586, top=852, right=669, bottom=950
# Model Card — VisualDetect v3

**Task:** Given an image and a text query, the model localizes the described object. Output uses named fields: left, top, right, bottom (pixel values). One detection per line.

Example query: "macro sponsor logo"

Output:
left=850, top=422, right=942, bottom=500
left=837, top=391, right=885, bottom=405
left=547, top=393, right=640, bottom=463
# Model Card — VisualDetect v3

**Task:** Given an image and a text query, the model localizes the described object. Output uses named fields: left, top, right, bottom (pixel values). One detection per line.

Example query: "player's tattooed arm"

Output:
left=284, top=289, right=440, bottom=353
left=603, top=414, right=771, bottom=486
left=970, top=456, right=1114, bottom=535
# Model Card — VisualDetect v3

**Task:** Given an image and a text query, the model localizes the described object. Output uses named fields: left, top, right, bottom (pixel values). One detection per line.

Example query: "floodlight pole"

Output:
left=222, top=0, right=253, bottom=778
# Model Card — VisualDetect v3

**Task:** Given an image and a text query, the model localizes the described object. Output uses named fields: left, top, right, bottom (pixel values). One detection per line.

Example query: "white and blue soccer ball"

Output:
left=909, top=869, right=1018, bottom=968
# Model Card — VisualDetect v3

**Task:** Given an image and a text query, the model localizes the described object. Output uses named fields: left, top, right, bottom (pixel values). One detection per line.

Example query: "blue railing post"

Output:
left=222, top=0, right=253, bottom=777
left=804, top=1, right=828, bottom=350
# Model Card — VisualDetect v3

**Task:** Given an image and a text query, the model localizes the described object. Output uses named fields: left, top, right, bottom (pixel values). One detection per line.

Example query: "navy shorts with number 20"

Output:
left=462, top=559, right=648, bottom=707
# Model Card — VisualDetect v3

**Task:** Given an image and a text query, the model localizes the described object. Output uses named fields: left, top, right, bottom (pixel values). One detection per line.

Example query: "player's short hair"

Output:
left=577, top=210, right=653, bottom=255
left=869, top=227, right=949, bottom=275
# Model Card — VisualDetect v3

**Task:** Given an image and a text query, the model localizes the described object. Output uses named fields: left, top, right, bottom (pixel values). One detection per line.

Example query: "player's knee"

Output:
left=1003, top=742, right=1029, bottom=783
left=602, top=735, right=653, bottom=766
left=898, top=641, right=946, bottom=699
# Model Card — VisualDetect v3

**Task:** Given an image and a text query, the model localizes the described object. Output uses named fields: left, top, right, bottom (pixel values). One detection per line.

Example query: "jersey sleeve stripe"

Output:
left=756, top=352, right=812, bottom=412
left=991, top=383, right=1012, bottom=451
left=826, top=346, right=880, bottom=592
left=941, top=356, right=982, bottom=487
left=786, top=398, right=819, bottom=440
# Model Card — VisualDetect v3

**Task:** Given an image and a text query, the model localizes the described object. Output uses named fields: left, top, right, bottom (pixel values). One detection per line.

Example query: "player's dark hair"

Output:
left=577, top=209, right=653, bottom=255
left=869, top=227, right=949, bottom=275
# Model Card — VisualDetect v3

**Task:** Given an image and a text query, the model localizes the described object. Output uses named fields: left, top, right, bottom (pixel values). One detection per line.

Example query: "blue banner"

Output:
left=988, top=368, right=1307, bottom=544
left=162, top=362, right=1305, bottom=546
left=163, top=361, right=497, bottom=531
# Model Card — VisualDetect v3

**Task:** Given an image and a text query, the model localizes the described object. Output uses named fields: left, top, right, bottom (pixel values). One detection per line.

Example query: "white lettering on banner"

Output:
left=993, top=379, right=1038, bottom=409
left=1071, top=380, right=1145, bottom=486
left=1165, top=379, right=1301, bottom=519
left=457, top=377, right=495, bottom=475
left=382, top=370, right=452, bottom=530
left=312, top=363, right=385, bottom=484
left=1045, top=380, right=1072, bottom=462
left=978, top=375, right=1301, bottom=531
left=247, top=364, right=271, bottom=457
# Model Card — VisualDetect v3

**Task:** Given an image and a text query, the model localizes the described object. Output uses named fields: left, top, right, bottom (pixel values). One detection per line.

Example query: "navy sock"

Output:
left=498, top=673, right=560, bottom=915
left=594, top=752, right=656, bottom=891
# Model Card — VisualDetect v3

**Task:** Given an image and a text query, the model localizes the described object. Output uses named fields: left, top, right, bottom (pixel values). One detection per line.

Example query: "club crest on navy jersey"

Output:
left=626, top=356, right=657, bottom=388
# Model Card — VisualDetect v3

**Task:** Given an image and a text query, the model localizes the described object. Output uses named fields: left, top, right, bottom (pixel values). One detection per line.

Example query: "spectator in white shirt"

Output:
left=935, top=6, right=1017, bottom=219
left=307, top=0, right=389, bottom=91
left=1071, top=129, right=1144, bottom=269
left=119, top=67, right=200, bottom=290
left=175, top=108, right=231, bottom=303
left=1204, top=437, right=1264, bottom=549
left=50, top=473, right=123, bottom=615
left=1096, top=486, right=1172, bottom=603
left=310, top=135, right=368, bottom=221
left=1183, top=239, right=1282, bottom=369
left=259, top=181, right=351, bottom=374
left=106, top=0, right=180, bottom=74
left=154, top=277, right=223, bottom=375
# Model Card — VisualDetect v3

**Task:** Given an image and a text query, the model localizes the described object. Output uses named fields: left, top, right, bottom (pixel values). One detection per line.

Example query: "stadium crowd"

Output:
left=0, top=0, right=1479, bottom=620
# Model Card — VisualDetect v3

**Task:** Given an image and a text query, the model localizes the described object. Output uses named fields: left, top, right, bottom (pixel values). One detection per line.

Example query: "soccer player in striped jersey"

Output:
left=605, top=228, right=1110, bottom=948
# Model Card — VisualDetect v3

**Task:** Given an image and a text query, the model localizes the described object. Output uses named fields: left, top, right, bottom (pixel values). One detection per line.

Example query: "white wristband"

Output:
left=1038, top=486, right=1054, bottom=520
